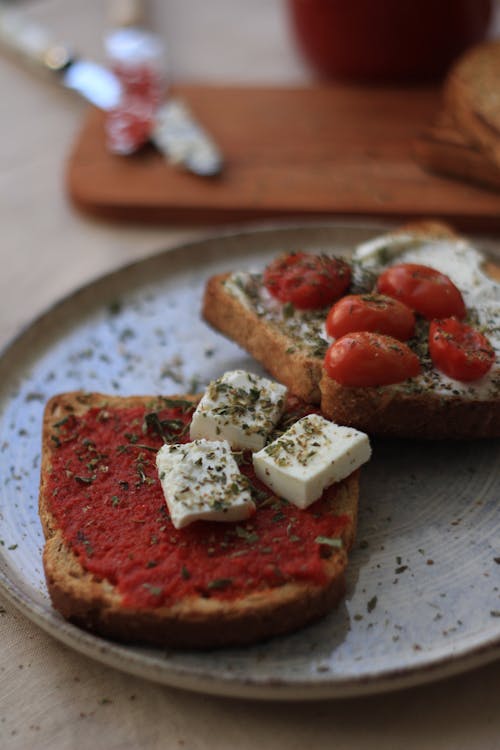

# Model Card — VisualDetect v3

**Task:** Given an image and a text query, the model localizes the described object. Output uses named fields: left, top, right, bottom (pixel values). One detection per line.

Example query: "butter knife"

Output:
left=0, top=6, right=122, bottom=110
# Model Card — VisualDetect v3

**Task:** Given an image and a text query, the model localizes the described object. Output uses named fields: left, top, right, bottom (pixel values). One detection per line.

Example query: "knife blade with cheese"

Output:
left=0, top=2, right=223, bottom=175
left=105, top=0, right=224, bottom=174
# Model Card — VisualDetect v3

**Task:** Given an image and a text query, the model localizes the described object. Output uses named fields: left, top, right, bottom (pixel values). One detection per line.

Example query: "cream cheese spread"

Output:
left=224, top=234, right=500, bottom=399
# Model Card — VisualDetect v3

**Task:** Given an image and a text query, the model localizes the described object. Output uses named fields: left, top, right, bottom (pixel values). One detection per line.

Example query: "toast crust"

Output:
left=202, top=221, right=500, bottom=439
left=203, top=273, right=323, bottom=403
left=40, top=392, right=358, bottom=648
left=319, top=374, right=500, bottom=440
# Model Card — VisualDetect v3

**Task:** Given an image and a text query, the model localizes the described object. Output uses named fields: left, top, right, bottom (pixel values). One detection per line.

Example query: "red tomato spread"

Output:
left=47, top=398, right=350, bottom=609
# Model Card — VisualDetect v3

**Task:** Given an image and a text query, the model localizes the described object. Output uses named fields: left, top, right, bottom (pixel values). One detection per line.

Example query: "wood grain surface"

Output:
left=66, top=84, right=500, bottom=228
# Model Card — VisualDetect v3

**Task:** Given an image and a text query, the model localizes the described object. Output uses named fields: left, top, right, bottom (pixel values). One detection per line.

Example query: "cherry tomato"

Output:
left=324, top=331, right=421, bottom=387
left=325, top=293, right=415, bottom=341
left=263, top=252, right=351, bottom=310
left=428, top=318, right=495, bottom=382
left=377, top=263, right=466, bottom=320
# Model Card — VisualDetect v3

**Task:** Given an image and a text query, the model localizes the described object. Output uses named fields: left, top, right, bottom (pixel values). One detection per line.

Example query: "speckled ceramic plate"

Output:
left=0, top=223, right=499, bottom=700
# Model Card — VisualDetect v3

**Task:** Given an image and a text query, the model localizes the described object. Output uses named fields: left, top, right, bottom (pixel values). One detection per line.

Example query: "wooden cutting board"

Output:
left=65, top=84, right=500, bottom=229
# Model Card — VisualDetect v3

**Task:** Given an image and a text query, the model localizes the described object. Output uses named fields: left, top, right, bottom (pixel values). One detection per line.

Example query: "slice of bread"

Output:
left=40, top=391, right=359, bottom=648
left=413, top=108, right=500, bottom=192
left=202, top=221, right=500, bottom=439
left=445, top=41, right=500, bottom=170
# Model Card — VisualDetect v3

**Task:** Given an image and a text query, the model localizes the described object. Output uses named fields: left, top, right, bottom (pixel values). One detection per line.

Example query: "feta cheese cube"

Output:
left=189, top=370, right=287, bottom=451
left=253, top=414, right=371, bottom=509
left=156, top=439, right=255, bottom=529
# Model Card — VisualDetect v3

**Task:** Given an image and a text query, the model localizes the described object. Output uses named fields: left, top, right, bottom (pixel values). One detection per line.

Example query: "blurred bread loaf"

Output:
left=414, top=40, right=500, bottom=191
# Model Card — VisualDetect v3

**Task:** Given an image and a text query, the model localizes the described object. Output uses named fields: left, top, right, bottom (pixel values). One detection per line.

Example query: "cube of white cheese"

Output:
left=189, top=370, right=287, bottom=451
left=252, top=414, right=371, bottom=509
left=156, top=439, right=255, bottom=529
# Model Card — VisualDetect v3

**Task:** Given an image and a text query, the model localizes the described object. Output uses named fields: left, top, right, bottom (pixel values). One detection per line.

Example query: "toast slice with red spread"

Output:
left=202, top=221, right=500, bottom=439
left=40, top=391, right=359, bottom=648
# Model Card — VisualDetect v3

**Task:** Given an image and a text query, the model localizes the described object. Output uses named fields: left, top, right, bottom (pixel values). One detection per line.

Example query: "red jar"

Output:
left=287, top=0, right=492, bottom=81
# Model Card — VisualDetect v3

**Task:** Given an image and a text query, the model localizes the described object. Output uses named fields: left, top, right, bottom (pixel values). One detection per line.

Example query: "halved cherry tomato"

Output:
left=263, top=252, right=351, bottom=310
left=428, top=318, right=495, bottom=382
left=377, top=263, right=466, bottom=320
left=325, top=293, right=415, bottom=341
left=324, top=331, right=421, bottom=387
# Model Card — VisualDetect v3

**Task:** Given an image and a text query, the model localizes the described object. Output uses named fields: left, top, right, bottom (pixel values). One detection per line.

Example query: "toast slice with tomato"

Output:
left=40, top=391, right=359, bottom=648
left=202, top=221, right=500, bottom=439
